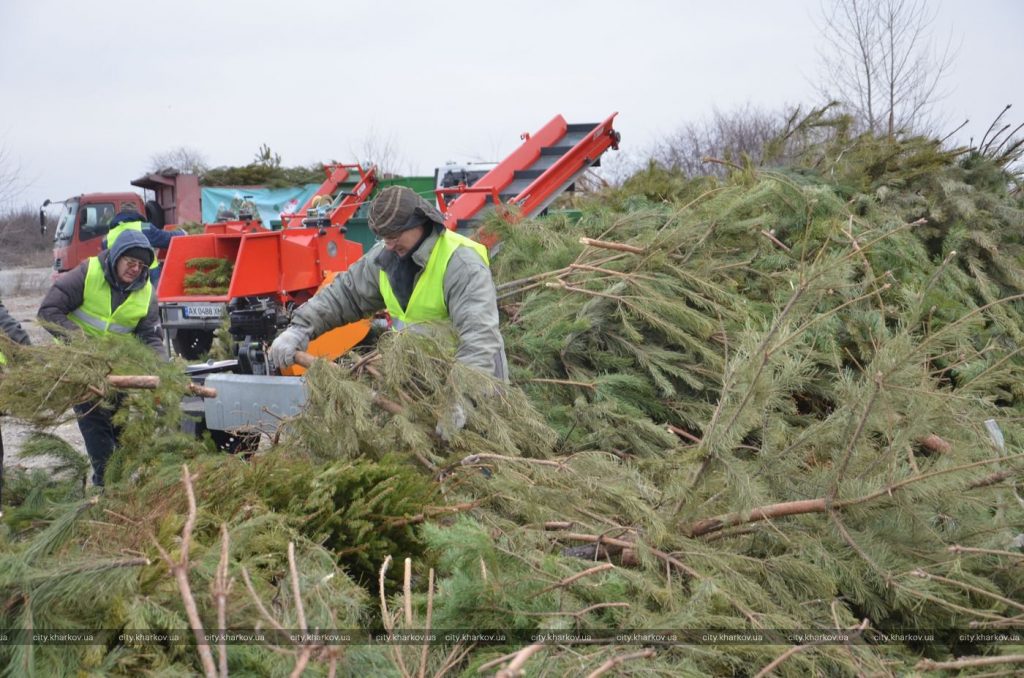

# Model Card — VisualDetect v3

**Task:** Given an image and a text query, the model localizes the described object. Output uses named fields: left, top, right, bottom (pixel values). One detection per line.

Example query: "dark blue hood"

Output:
left=103, top=229, right=154, bottom=292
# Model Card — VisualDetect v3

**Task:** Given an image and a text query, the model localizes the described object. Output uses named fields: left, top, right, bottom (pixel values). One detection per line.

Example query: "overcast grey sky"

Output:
left=0, top=0, right=1020, bottom=212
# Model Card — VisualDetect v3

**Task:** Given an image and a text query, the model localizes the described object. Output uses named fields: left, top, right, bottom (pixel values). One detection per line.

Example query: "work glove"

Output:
left=435, top=403, right=467, bottom=443
left=268, top=327, right=309, bottom=371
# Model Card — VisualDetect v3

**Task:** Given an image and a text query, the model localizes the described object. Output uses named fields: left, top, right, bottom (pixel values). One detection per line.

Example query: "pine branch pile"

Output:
left=200, top=163, right=324, bottom=188
left=0, top=333, right=187, bottom=428
left=183, top=257, right=234, bottom=296
left=2, top=118, right=1024, bottom=675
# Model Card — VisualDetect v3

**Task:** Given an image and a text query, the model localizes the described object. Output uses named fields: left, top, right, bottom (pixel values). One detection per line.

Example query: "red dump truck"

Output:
left=41, top=172, right=202, bottom=275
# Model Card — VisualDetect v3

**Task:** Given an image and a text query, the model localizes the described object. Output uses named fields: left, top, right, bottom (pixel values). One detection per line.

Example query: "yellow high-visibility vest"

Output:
left=70, top=258, right=152, bottom=337
left=379, top=230, right=489, bottom=324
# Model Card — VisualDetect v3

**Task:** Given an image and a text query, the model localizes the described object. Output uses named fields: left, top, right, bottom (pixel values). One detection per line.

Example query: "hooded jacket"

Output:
left=290, top=223, right=508, bottom=381
left=38, top=229, right=166, bottom=355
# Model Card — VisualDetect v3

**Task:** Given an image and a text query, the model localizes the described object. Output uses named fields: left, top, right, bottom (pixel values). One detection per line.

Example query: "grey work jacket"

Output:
left=291, top=226, right=508, bottom=381
left=37, top=252, right=166, bottom=356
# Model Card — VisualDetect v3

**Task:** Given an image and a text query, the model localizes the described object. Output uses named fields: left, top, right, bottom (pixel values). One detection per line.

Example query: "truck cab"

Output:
left=44, top=173, right=201, bottom=275
left=48, top=193, right=145, bottom=274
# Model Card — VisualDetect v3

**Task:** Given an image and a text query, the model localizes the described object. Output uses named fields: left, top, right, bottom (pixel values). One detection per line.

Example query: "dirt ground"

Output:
left=1, top=267, right=88, bottom=473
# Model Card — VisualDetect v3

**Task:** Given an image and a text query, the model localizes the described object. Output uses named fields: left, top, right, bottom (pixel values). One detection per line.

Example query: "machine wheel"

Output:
left=209, top=429, right=261, bottom=454
left=172, top=329, right=214, bottom=360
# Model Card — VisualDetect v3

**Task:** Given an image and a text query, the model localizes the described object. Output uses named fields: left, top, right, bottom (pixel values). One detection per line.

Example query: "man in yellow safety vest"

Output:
left=268, top=186, right=508, bottom=435
left=269, top=186, right=508, bottom=378
left=38, top=229, right=166, bottom=486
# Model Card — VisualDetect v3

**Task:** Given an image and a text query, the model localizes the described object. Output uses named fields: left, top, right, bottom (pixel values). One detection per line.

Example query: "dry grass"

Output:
left=0, top=206, right=54, bottom=268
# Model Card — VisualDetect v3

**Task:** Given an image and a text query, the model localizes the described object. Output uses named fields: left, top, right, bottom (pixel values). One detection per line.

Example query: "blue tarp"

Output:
left=200, top=184, right=322, bottom=228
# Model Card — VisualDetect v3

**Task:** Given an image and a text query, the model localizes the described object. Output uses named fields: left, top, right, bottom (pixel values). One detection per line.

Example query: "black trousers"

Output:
left=73, top=401, right=122, bottom=486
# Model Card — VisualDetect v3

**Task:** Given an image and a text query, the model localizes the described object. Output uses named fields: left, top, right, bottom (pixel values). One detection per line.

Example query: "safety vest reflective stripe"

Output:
left=70, top=308, right=134, bottom=334
left=379, top=230, right=489, bottom=324
left=106, top=221, right=159, bottom=271
left=69, top=257, right=152, bottom=338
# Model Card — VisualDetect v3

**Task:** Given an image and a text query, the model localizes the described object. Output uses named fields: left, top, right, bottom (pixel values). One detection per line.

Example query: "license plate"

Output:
left=183, top=304, right=223, bottom=319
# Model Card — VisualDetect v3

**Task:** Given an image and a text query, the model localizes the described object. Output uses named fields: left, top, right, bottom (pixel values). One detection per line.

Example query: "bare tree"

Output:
left=650, top=104, right=797, bottom=178
left=148, top=146, right=209, bottom=175
left=351, top=127, right=408, bottom=177
left=816, top=0, right=958, bottom=137
left=0, top=145, right=25, bottom=212
left=0, top=145, right=48, bottom=265
left=591, top=148, right=638, bottom=187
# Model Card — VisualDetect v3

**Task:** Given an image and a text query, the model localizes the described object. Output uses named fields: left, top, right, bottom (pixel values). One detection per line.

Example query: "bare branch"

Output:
left=379, top=555, right=393, bottom=627
left=539, top=563, right=615, bottom=594
left=585, top=648, right=656, bottom=678
left=418, top=568, right=434, bottom=678
left=495, top=644, right=545, bottom=678
left=154, top=465, right=218, bottom=678
left=689, top=452, right=1024, bottom=537
left=288, top=542, right=308, bottom=632
left=213, top=524, right=233, bottom=678
left=916, top=655, right=1024, bottom=672
left=404, top=557, right=413, bottom=626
